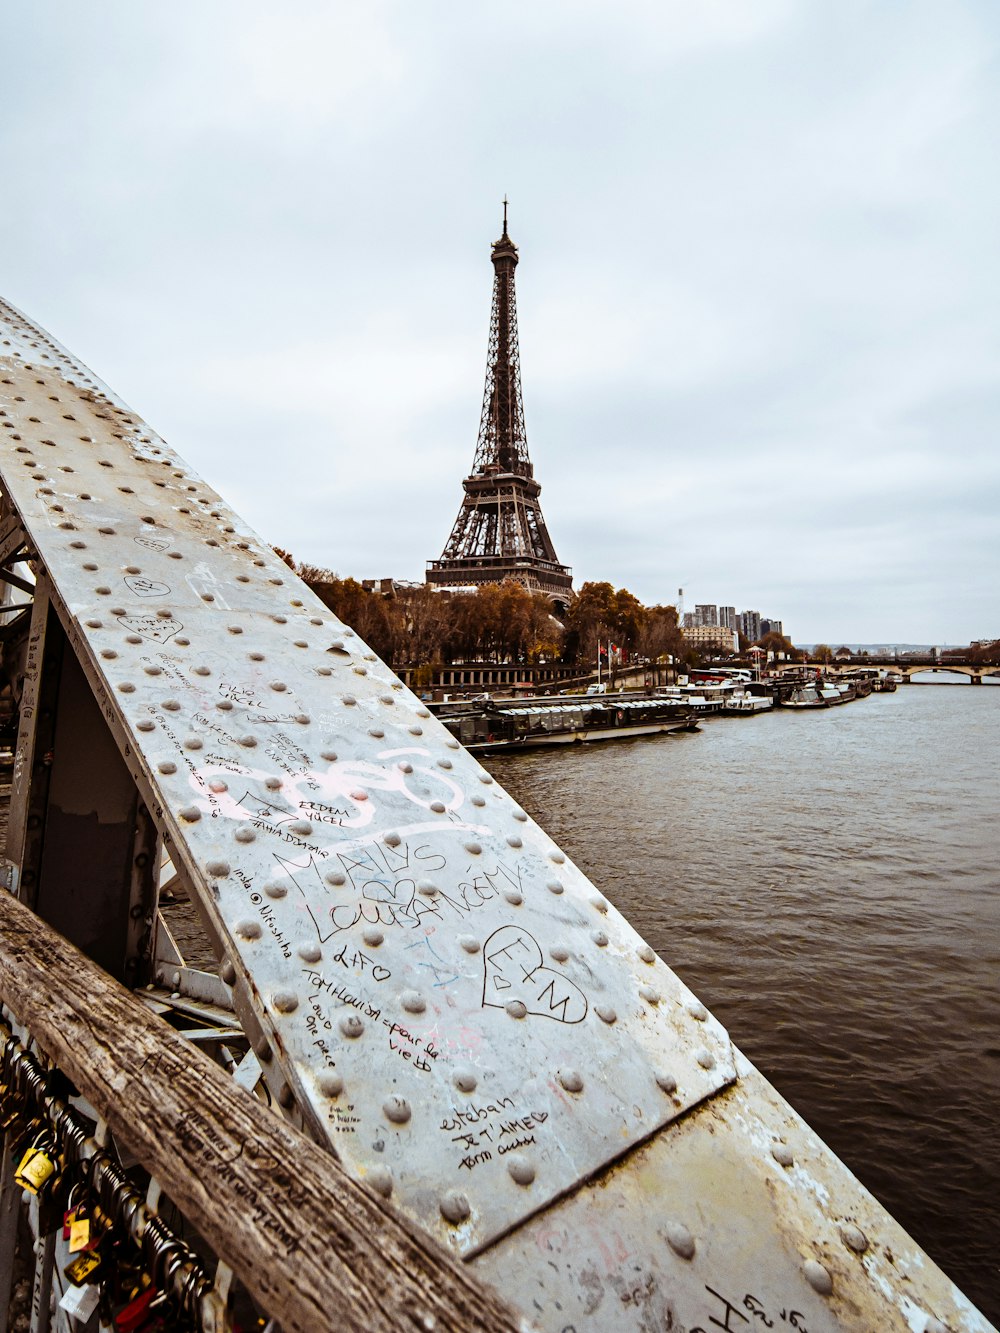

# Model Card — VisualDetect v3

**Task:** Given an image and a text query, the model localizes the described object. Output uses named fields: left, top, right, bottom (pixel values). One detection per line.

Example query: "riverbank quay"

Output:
left=0, top=301, right=995, bottom=1332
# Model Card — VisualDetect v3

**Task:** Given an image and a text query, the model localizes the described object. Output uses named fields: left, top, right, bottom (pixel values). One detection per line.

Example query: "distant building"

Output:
left=683, top=624, right=738, bottom=654
left=683, top=612, right=695, bottom=629
left=694, top=604, right=718, bottom=628
left=739, top=610, right=762, bottom=643
left=719, top=606, right=737, bottom=631
left=761, top=618, right=784, bottom=638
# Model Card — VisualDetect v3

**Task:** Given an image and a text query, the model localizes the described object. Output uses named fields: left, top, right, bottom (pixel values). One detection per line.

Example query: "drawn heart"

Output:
left=117, top=614, right=182, bottom=643
left=125, top=575, right=171, bottom=598
left=482, top=925, right=588, bottom=1025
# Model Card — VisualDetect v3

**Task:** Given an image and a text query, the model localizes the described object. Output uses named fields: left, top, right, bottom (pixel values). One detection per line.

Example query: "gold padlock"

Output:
left=68, top=1214, right=91, bottom=1253
left=64, top=1249, right=102, bottom=1287
left=14, top=1134, right=56, bottom=1195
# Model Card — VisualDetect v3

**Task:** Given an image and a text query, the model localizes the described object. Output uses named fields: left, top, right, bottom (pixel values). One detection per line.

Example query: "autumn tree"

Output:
left=640, top=605, right=684, bottom=661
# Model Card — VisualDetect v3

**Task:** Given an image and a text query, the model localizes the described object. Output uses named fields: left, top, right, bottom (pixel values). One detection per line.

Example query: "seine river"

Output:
left=487, top=678, right=1000, bottom=1324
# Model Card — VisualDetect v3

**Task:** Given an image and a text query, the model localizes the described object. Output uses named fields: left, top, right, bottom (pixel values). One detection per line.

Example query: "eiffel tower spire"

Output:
left=427, top=208, right=573, bottom=606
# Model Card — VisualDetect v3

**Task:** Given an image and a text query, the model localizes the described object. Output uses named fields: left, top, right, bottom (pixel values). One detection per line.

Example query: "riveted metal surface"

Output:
left=0, top=297, right=734, bottom=1254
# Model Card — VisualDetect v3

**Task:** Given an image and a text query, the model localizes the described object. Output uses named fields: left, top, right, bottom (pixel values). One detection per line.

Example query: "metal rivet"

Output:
left=264, top=881, right=287, bottom=898
left=367, top=1165, right=393, bottom=1197
left=547, top=880, right=564, bottom=895
left=100, top=648, right=117, bottom=660
left=639, top=985, right=659, bottom=1003
left=464, top=841, right=482, bottom=855
left=384, top=832, right=401, bottom=847
left=228, top=625, right=243, bottom=635
left=270, top=681, right=287, bottom=692
left=417, top=879, right=438, bottom=897
left=841, top=1224, right=868, bottom=1253
left=550, top=851, right=566, bottom=865
left=687, top=1000, right=708, bottom=1021
left=408, top=725, right=423, bottom=736
left=458, top=936, right=480, bottom=953
left=85, top=619, right=102, bottom=628
left=383, top=1095, right=411, bottom=1124
left=217, top=699, right=233, bottom=712
left=239, top=736, right=257, bottom=748
left=507, top=1155, right=535, bottom=1186
left=193, top=665, right=210, bottom=676
left=318, top=1072, right=343, bottom=1097
left=453, top=1069, right=477, bottom=1092
left=342, top=694, right=357, bottom=706
left=656, top=1071, right=677, bottom=1093
left=289, top=820, right=313, bottom=836
left=558, top=1068, right=583, bottom=1093
left=479, top=773, right=493, bottom=784
left=507, top=835, right=522, bottom=848
left=278, top=1083, right=295, bottom=1108
left=415, top=707, right=430, bottom=718
left=321, top=749, right=337, bottom=762
left=430, top=801, right=446, bottom=813
left=591, top=896, right=608, bottom=913
left=221, top=960, right=237, bottom=984
left=439, top=1190, right=470, bottom=1224
left=368, top=727, right=384, bottom=738
left=184, top=736, right=203, bottom=751
left=157, top=761, right=177, bottom=775
left=592, top=930, right=609, bottom=947
left=236, top=920, right=262, bottom=940
left=350, top=789, right=368, bottom=802
left=143, top=665, right=162, bottom=676
left=117, top=683, right=136, bottom=693
left=505, top=1000, right=527, bottom=1019
left=665, top=1222, right=696, bottom=1260
left=162, top=699, right=181, bottom=711
left=437, top=758, right=452, bottom=769
left=254, top=1039, right=271, bottom=1061
left=401, top=991, right=426, bottom=1014
left=136, top=719, right=155, bottom=732
left=470, top=794, right=485, bottom=807
left=272, top=991, right=298, bottom=1014
left=803, top=1260, right=833, bottom=1296
left=638, top=944, right=656, bottom=964
left=398, top=761, right=413, bottom=773
left=695, top=1048, right=716, bottom=1069
left=325, top=870, right=346, bottom=887
left=265, top=776, right=282, bottom=790
left=209, top=779, right=228, bottom=793
left=179, top=805, right=201, bottom=822
left=362, top=928, right=384, bottom=947
left=772, top=1143, right=794, bottom=1168
left=206, top=860, right=230, bottom=877
left=298, top=942, right=322, bottom=963
left=503, top=889, right=523, bottom=905
left=595, top=1004, right=617, bottom=1024
left=340, top=1015, right=364, bottom=1038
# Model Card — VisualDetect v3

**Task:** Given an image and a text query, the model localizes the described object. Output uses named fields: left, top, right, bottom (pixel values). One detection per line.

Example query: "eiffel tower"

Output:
left=426, top=206, right=573, bottom=607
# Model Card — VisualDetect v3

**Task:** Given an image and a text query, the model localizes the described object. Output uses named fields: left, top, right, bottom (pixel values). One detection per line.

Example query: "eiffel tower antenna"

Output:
left=426, top=210, right=573, bottom=607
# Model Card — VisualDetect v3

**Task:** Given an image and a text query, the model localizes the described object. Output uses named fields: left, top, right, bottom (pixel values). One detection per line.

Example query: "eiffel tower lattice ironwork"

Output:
left=427, top=207, right=573, bottom=605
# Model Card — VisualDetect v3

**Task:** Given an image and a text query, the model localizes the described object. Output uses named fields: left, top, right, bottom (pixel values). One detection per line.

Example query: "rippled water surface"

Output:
left=488, top=681, right=1000, bottom=1324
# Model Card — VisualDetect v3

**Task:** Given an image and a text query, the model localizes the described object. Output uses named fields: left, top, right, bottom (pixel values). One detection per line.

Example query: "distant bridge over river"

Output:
left=819, top=656, right=999, bottom=684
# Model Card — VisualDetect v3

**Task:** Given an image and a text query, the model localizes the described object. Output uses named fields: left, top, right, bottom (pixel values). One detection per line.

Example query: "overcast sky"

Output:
left=3, top=2, right=998, bottom=644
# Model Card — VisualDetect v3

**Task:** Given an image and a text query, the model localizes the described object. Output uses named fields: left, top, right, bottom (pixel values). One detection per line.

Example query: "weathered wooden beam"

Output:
left=0, top=890, right=526, bottom=1333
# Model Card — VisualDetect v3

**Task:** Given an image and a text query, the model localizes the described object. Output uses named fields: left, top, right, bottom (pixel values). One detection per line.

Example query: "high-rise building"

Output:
left=719, top=606, right=737, bottom=631
left=740, top=610, right=762, bottom=643
left=695, top=604, right=718, bottom=628
left=426, top=208, right=573, bottom=607
left=761, top=619, right=784, bottom=639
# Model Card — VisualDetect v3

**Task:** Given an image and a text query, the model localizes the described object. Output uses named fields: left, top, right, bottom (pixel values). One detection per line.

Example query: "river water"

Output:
left=487, top=679, right=1000, bottom=1324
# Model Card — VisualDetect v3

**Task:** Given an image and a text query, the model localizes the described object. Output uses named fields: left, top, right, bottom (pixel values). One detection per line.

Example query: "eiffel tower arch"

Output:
left=426, top=209, right=573, bottom=611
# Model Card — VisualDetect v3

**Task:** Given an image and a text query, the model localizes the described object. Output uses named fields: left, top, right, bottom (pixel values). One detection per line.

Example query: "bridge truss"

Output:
left=0, top=295, right=992, bottom=1332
